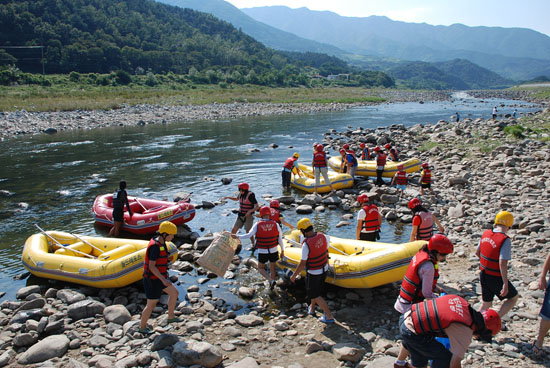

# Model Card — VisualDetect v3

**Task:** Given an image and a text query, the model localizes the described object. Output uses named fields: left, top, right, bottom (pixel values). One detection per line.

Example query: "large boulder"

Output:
left=103, top=304, right=131, bottom=325
left=172, top=341, right=223, bottom=368
left=67, top=300, right=105, bottom=321
left=16, top=286, right=41, bottom=300
left=380, top=194, right=399, bottom=204
left=276, top=196, right=295, bottom=205
left=332, top=342, right=366, bottom=363
left=152, top=333, right=180, bottom=351
left=57, top=289, right=86, bottom=305
left=235, top=314, right=263, bottom=327
left=296, top=205, right=313, bottom=214
left=194, top=236, right=214, bottom=251
left=17, top=335, right=69, bottom=364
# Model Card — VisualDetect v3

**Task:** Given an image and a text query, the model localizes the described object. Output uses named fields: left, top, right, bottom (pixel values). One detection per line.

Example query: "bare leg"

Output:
left=257, top=262, right=270, bottom=281
left=479, top=301, right=493, bottom=312
left=163, top=284, right=179, bottom=319
left=498, top=295, right=519, bottom=317
left=140, top=299, right=159, bottom=329
left=110, top=221, right=122, bottom=237
left=314, top=297, right=334, bottom=320
left=269, top=262, right=277, bottom=282
left=535, top=318, right=550, bottom=349
left=397, top=344, right=410, bottom=361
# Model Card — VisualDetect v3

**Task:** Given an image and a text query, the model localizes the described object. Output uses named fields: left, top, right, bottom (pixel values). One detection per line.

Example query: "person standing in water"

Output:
left=110, top=180, right=132, bottom=237
left=222, top=182, right=260, bottom=251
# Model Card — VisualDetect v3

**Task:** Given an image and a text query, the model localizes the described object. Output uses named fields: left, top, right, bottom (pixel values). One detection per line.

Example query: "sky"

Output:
left=225, top=0, right=550, bottom=36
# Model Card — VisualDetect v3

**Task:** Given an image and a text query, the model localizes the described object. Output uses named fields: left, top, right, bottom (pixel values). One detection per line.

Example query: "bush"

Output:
left=503, top=125, right=525, bottom=139
left=145, top=72, right=158, bottom=87
left=69, top=71, right=80, bottom=82
left=115, top=70, right=132, bottom=85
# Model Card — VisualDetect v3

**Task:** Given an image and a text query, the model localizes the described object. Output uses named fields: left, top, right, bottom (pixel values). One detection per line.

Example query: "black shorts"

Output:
left=480, top=271, right=518, bottom=302
left=112, top=207, right=124, bottom=222
left=258, top=252, right=279, bottom=264
left=421, top=183, right=431, bottom=189
left=306, top=271, right=326, bottom=300
left=360, top=232, right=377, bottom=241
left=143, top=277, right=166, bottom=300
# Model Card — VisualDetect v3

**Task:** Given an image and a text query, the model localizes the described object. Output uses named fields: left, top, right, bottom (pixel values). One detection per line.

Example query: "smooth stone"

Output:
left=172, top=341, right=223, bottom=368
left=226, top=357, right=259, bottom=367
left=17, top=334, right=69, bottom=364
left=235, top=314, right=263, bottom=327
left=103, top=304, right=132, bottom=325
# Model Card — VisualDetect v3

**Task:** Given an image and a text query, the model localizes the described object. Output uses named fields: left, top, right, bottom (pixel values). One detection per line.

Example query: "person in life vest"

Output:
left=312, top=144, right=335, bottom=195
left=391, top=164, right=408, bottom=199
left=109, top=180, right=133, bottom=237
left=290, top=218, right=335, bottom=324
left=373, top=146, right=387, bottom=186
left=409, top=198, right=445, bottom=242
left=338, top=148, right=348, bottom=174
left=420, top=162, right=435, bottom=196
left=385, top=143, right=399, bottom=161
left=139, top=221, right=180, bottom=334
left=222, top=182, right=260, bottom=251
left=476, top=211, right=519, bottom=318
left=268, top=199, right=294, bottom=230
left=533, top=252, right=550, bottom=356
left=344, top=145, right=359, bottom=179
left=356, top=194, right=382, bottom=242
left=394, top=234, right=454, bottom=368
left=360, top=143, right=371, bottom=160
left=281, top=152, right=302, bottom=191
left=400, top=294, right=501, bottom=368
left=238, top=206, right=284, bottom=290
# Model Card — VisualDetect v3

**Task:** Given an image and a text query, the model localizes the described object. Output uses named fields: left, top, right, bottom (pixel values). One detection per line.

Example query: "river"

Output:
left=0, top=93, right=541, bottom=304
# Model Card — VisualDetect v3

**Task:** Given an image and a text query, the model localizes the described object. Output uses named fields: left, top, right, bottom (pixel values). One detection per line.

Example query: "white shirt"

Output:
left=300, top=234, right=330, bottom=275
left=238, top=219, right=283, bottom=254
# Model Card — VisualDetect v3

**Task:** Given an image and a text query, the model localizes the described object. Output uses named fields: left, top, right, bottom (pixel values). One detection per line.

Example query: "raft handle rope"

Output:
left=34, top=224, right=96, bottom=259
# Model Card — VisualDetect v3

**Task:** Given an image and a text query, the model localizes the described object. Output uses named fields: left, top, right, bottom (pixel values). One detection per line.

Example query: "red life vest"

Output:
left=421, top=169, right=432, bottom=184
left=269, top=208, right=281, bottom=224
left=415, top=211, right=434, bottom=240
left=361, top=147, right=370, bottom=160
left=389, top=148, right=399, bottom=161
left=399, top=250, right=439, bottom=303
left=255, top=220, right=279, bottom=250
left=479, top=229, right=508, bottom=276
left=361, top=205, right=380, bottom=232
left=283, top=157, right=297, bottom=170
left=143, top=238, right=169, bottom=279
left=376, top=153, right=387, bottom=167
left=304, top=233, right=329, bottom=271
left=239, top=191, right=254, bottom=216
left=395, top=170, right=407, bottom=185
left=312, top=151, right=327, bottom=168
left=411, top=295, right=474, bottom=336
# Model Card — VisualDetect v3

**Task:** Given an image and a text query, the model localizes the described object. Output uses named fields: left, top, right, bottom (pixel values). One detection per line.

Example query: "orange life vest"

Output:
left=415, top=211, right=434, bottom=240
left=479, top=229, right=508, bottom=276
left=421, top=169, right=432, bottom=184
left=411, top=295, right=474, bottom=336
left=395, top=170, right=407, bottom=185
left=239, top=191, right=254, bottom=216
left=283, top=157, right=297, bottom=170
left=389, top=147, right=399, bottom=161
left=143, top=238, right=169, bottom=279
left=399, top=250, right=439, bottom=303
left=269, top=208, right=280, bottom=224
left=313, top=151, right=327, bottom=168
left=361, top=204, right=380, bottom=232
left=376, top=153, right=387, bottom=167
left=255, top=220, right=279, bottom=250
left=304, top=233, right=329, bottom=271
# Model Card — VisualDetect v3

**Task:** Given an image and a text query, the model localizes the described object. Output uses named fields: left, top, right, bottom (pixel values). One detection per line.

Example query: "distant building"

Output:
left=327, top=74, right=350, bottom=81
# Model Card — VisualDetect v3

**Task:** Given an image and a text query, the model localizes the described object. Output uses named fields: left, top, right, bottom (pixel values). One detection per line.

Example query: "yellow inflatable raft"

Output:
left=21, top=231, right=178, bottom=288
left=278, top=230, right=425, bottom=288
left=328, top=156, right=421, bottom=178
left=290, top=164, right=354, bottom=193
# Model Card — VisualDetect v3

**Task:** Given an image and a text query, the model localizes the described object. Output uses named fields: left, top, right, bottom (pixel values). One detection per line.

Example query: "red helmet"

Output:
left=343, top=144, right=349, bottom=150
left=428, top=234, right=454, bottom=254
left=374, top=146, right=381, bottom=152
left=397, top=164, right=404, bottom=170
left=259, top=206, right=271, bottom=217
left=357, top=194, right=369, bottom=203
left=316, top=144, right=324, bottom=152
left=238, top=182, right=249, bottom=191
left=339, top=148, right=346, bottom=154
left=384, top=143, right=391, bottom=149
left=408, top=198, right=421, bottom=209
left=482, top=309, right=501, bottom=336
left=360, top=143, right=365, bottom=148
left=270, top=199, right=280, bottom=208
left=422, top=162, right=429, bottom=169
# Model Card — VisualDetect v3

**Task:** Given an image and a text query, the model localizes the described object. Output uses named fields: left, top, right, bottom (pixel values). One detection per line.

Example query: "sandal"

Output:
left=318, top=315, right=335, bottom=324
left=167, top=317, right=182, bottom=323
left=138, top=327, right=152, bottom=334
left=532, top=342, right=544, bottom=356
left=308, top=307, right=316, bottom=316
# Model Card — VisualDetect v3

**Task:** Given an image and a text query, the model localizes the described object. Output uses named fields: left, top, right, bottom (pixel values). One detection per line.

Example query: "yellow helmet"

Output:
left=159, top=221, right=177, bottom=235
left=494, top=211, right=513, bottom=227
left=293, top=152, right=300, bottom=158
left=297, top=218, right=312, bottom=231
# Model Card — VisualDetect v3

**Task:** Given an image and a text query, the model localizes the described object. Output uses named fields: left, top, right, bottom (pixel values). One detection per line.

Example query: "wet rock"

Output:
left=194, top=236, right=214, bottom=250
left=221, top=178, right=233, bottom=185
left=202, top=201, right=215, bottom=209
left=16, top=285, right=41, bottom=300
left=44, top=128, right=57, bottom=134
left=172, top=341, right=223, bottom=368
left=10, top=308, right=48, bottom=325
left=335, top=221, right=350, bottom=228
left=17, top=334, right=69, bottom=364
left=103, top=304, right=131, bottom=325
left=238, top=287, right=255, bottom=298
left=173, top=192, right=192, bottom=202
left=235, top=314, right=263, bottom=327
left=296, top=205, right=313, bottom=214
left=277, top=196, right=295, bottom=205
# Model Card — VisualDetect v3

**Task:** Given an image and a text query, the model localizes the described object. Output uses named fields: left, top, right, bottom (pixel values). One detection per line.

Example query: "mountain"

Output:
left=157, top=0, right=345, bottom=56
left=433, top=59, right=512, bottom=89
left=242, top=6, right=550, bottom=80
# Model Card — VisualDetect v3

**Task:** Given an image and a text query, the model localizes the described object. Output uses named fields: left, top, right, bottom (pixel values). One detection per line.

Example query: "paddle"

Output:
left=34, top=224, right=96, bottom=259
left=283, top=236, right=347, bottom=256
left=68, top=232, right=105, bottom=254
left=134, top=197, right=147, bottom=212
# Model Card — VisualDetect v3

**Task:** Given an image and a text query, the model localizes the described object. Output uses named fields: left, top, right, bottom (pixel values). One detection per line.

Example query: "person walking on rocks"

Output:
left=492, top=106, right=498, bottom=120
left=312, top=144, right=335, bottom=195
left=391, top=164, right=408, bottom=199
left=385, top=143, right=399, bottom=161
left=290, top=218, right=335, bottom=324
left=409, top=198, right=444, bottom=242
left=394, top=234, right=454, bottom=368
left=222, top=182, right=259, bottom=251
left=419, top=163, right=434, bottom=196
left=281, top=153, right=302, bottom=191
left=356, top=194, right=382, bottom=241
left=344, top=145, right=359, bottom=179
left=476, top=211, right=519, bottom=318
left=455, top=112, right=460, bottom=122
left=109, top=180, right=132, bottom=237
left=338, top=148, right=348, bottom=174
left=268, top=199, right=294, bottom=230
left=533, top=252, right=550, bottom=356
left=360, top=143, right=371, bottom=160
left=238, top=206, right=284, bottom=289
left=399, top=294, right=502, bottom=368
left=373, top=146, right=387, bottom=186
left=140, top=221, right=180, bottom=334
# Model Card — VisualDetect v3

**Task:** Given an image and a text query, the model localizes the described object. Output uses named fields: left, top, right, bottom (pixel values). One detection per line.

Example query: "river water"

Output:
left=0, top=94, right=541, bottom=304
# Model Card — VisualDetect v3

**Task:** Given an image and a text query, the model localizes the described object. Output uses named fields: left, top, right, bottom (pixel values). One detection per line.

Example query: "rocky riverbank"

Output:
left=0, top=107, right=549, bottom=368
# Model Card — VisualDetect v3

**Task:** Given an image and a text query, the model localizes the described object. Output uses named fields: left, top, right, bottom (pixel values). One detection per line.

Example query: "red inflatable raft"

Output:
left=92, top=194, right=195, bottom=235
